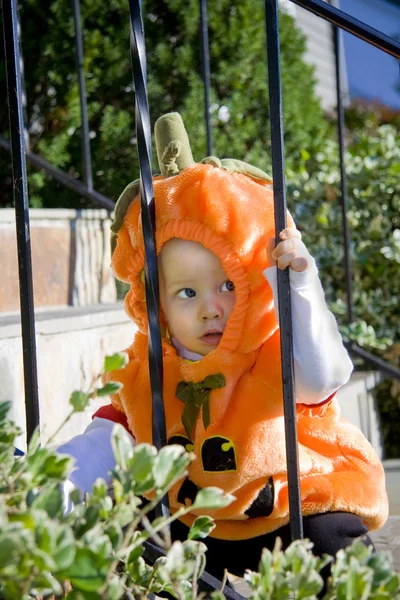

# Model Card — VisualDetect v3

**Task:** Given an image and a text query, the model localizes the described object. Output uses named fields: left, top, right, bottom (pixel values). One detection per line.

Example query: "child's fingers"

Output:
left=268, top=237, right=276, bottom=260
left=271, top=237, right=303, bottom=260
left=280, top=228, right=302, bottom=240
left=276, top=251, right=308, bottom=271
left=287, top=256, right=309, bottom=272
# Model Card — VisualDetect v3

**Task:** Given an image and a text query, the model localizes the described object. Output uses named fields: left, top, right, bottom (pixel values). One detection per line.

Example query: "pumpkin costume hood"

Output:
left=108, top=113, right=388, bottom=540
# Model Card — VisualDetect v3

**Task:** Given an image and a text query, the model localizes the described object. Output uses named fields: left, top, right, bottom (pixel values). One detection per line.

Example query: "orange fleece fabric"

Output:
left=107, top=162, right=388, bottom=540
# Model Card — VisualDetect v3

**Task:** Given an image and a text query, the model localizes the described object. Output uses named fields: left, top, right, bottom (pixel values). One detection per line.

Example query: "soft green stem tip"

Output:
left=155, top=112, right=195, bottom=177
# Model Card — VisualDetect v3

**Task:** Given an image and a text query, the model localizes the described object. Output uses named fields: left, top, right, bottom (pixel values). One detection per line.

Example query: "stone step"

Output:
left=370, top=516, right=400, bottom=571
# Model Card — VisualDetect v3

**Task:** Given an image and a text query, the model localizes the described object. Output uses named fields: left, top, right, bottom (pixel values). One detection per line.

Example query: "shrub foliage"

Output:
left=0, top=0, right=327, bottom=208
left=0, top=355, right=399, bottom=599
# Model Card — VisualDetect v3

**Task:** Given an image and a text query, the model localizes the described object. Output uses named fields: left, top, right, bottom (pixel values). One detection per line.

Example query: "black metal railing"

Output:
left=2, top=0, right=400, bottom=595
left=2, top=0, right=39, bottom=442
left=264, top=0, right=303, bottom=541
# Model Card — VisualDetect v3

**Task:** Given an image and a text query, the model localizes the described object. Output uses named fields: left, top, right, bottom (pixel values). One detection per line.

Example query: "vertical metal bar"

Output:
left=264, top=0, right=303, bottom=540
left=2, top=0, right=40, bottom=443
left=72, top=0, right=93, bottom=191
left=128, top=0, right=169, bottom=518
left=16, top=10, right=30, bottom=151
left=199, top=0, right=213, bottom=156
left=333, top=23, right=353, bottom=323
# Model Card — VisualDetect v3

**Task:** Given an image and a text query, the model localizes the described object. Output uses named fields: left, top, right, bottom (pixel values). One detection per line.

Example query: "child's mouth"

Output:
left=200, top=332, right=223, bottom=345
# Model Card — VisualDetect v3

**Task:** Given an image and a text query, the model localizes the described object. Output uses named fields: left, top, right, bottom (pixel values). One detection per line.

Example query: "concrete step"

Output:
left=370, top=516, right=400, bottom=571
left=336, top=370, right=384, bottom=460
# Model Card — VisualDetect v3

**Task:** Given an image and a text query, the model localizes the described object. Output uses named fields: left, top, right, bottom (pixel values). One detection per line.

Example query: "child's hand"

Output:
left=270, top=228, right=313, bottom=272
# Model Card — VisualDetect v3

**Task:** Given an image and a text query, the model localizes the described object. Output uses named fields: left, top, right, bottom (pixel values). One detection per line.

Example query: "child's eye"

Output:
left=177, top=288, right=196, bottom=298
left=221, top=280, right=235, bottom=292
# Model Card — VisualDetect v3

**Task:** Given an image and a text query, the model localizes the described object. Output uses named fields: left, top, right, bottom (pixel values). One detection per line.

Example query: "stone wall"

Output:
left=0, top=208, right=116, bottom=313
left=0, top=304, right=136, bottom=450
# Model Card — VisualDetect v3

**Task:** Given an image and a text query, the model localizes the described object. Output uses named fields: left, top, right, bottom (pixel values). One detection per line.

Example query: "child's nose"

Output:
left=200, top=298, right=222, bottom=321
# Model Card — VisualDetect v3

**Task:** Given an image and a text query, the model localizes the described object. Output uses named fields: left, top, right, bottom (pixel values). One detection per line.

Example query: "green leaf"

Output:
left=42, top=454, right=73, bottom=480
left=31, top=485, right=63, bottom=518
left=0, top=534, right=22, bottom=568
left=53, top=528, right=76, bottom=571
left=106, top=575, right=126, bottom=600
left=111, top=424, right=134, bottom=469
left=164, top=541, right=185, bottom=574
left=27, top=426, right=41, bottom=454
left=127, top=543, right=144, bottom=566
left=104, top=352, right=128, bottom=372
left=64, top=588, right=101, bottom=599
left=96, top=382, right=123, bottom=397
left=192, top=487, right=235, bottom=510
left=153, top=445, right=192, bottom=490
left=64, top=548, right=109, bottom=592
left=104, top=522, right=123, bottom=550
left=30, top=571, right=63, bottom=597
left=210, top=592, right=226, bottom=600
left=91, top=478, right=108, bottom=500
left=0, top=401, right=11, bottom=423
left=188, top=515, right=216, bottom=540
left=111, top=503, right=134, bottom=529
left=8, top=512, right=35, bottom=529
left=128, top=443, right=156, bottom=494
left=70, top=390, right=90, bottom=412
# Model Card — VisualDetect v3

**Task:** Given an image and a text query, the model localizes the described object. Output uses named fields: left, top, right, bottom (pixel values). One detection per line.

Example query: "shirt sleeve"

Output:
left=263, top=260, right=353, bottom=405
left=57, top=416, right=136, bottom=513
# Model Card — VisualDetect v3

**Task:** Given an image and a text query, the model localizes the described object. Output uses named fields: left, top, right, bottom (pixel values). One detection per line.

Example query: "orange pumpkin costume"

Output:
left=107, top=113, right=388, bottom=540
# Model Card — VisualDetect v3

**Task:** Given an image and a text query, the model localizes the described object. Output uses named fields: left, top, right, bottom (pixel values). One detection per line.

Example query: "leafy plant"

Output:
left=0, top=353, right=399, bottom=599
left=245, top=539, right=400, bottom=600
left=0, top=0, right=328, bottom=208
left=0, top=353, right=234, bottom=599
left=286, top=122, right=399, bottom=457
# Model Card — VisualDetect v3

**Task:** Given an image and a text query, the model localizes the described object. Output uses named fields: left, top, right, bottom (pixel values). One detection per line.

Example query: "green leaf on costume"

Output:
left=202, top=373, right=226, bottom=389
left=202, top=396, right=211, bottom=430
left=176, top=373, right=226, bottom=439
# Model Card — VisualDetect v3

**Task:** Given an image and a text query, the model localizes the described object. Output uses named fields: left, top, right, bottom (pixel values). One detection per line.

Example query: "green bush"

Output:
left=0, top=355, right=398, bottom=599
left=287, top=123, right=399, bottom=348
left=0, top=0, right=328, bottom=208
left=286, top=122, right=399, bottom=457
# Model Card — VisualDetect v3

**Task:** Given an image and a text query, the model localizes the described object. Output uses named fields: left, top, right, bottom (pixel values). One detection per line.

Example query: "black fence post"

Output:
left=127, top=0, right=168, bottom=520
left=199, top=0, right=213, bottom=156
left=72, top=0, right=93, bottom=192
left=264, top=0, right=303, bottom=541
left=2, top=0, right=40, bottom=443
left=332, top=22, right=353, bottom=324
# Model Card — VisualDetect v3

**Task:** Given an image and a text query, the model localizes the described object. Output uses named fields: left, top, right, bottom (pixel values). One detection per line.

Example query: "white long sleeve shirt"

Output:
left=58, top=262, right=353, bottom=507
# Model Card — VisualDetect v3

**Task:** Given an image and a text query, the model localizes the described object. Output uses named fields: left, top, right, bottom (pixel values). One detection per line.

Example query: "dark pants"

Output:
left=171, top=512, right=374, bottom=589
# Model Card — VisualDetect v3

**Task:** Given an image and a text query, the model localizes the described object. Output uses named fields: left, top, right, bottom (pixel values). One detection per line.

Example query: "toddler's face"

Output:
left=159, top=239, right=236, bottom=356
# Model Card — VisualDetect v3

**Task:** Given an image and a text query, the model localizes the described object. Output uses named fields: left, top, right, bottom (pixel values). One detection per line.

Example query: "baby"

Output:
left=59, top=113, right=388, bottom=582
